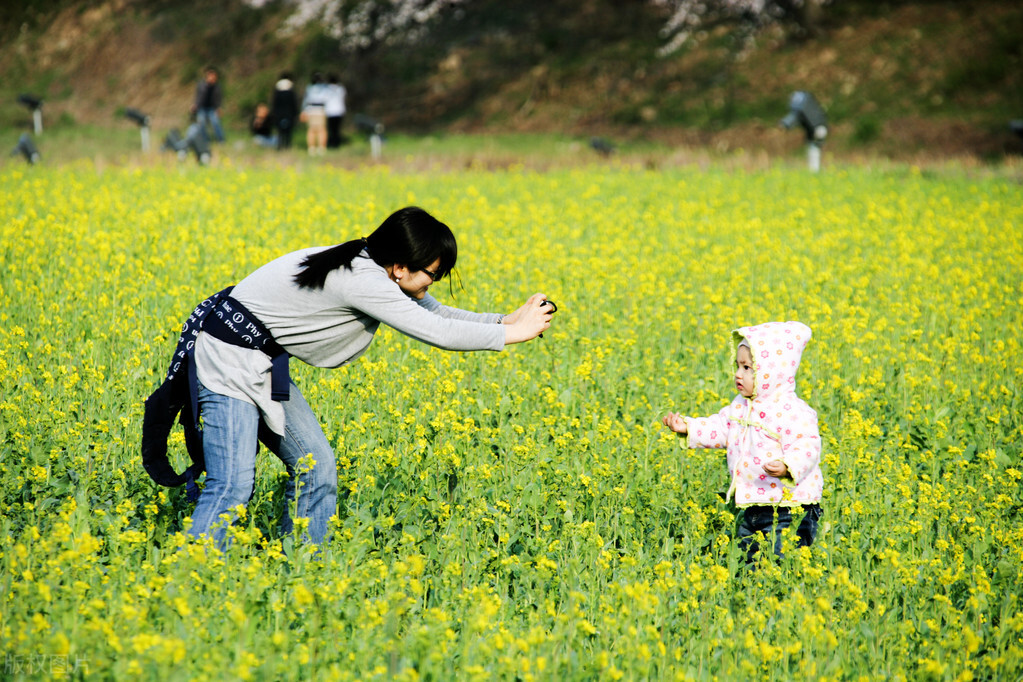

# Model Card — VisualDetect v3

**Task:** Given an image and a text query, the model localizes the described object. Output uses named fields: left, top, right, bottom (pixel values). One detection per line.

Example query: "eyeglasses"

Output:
left=421, top=267, right=443, bottom=282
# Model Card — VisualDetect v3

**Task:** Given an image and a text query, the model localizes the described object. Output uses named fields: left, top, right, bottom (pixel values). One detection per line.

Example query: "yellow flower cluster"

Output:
left=0, top=162, right=1020, bottom=680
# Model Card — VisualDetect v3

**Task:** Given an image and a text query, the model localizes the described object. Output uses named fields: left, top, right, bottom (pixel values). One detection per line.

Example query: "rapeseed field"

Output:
left=1, top=162, right=1020, bottom=680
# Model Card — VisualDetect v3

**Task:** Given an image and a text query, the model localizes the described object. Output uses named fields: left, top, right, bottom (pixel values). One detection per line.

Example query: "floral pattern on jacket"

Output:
left=683, top=321, right=823, bottom=507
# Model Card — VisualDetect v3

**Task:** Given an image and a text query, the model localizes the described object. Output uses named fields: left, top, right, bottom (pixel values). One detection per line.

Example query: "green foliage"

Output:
left=851, top=115, right=881, bottom=145
left=941, top=8, right=1023, bottom=105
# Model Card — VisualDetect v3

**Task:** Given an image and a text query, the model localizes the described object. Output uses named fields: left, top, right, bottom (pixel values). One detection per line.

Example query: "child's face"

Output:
left=734, top=345, right=755, bottom=398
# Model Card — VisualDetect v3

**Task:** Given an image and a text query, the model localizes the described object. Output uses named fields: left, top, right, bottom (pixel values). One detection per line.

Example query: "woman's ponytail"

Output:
left=293, top=239, right=366, bottom=289
left=294, top=207, right=457, bottom=290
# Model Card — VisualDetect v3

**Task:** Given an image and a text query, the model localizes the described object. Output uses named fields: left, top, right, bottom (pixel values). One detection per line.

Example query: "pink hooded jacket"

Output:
left=683, top=321, right=823, bottom=507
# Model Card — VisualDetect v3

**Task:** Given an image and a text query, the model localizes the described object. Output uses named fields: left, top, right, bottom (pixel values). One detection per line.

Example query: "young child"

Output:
left=663, top=321, right=824, bottom=567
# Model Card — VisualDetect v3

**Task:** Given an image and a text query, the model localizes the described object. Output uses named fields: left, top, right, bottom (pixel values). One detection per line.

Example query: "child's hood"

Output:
left=733, top=321, right=811, bottom=402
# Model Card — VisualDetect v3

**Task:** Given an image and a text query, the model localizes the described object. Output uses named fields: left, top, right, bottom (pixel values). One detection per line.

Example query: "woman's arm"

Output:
left=349, top=271, right=551, bottom=349
left=416, top=291, right=552, bottom=345
left=416, top=294, right=502, bottom=324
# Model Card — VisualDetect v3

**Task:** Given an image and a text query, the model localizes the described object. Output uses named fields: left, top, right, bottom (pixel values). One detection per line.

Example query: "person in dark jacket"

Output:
left=192, top=66, right=225, bottom=143
left=325, top=73, right=347, bottom=148
left=271, top=72, right=300, bottom=150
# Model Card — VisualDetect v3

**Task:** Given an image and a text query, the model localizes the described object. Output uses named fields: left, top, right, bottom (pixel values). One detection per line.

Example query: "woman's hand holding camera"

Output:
left=503, top=293, right=556, bottom=344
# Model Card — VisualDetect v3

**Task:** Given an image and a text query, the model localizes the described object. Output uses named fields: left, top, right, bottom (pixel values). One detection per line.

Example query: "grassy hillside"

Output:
left=1, top=0, right=1021, bottom=163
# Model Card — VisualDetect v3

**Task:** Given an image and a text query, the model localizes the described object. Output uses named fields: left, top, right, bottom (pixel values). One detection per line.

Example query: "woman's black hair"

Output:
left=294, top=206, right=458, bottom=290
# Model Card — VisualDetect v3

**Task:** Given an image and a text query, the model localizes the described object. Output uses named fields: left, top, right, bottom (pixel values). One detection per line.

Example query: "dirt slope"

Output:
left=2, top=0, right=1021, bottom=161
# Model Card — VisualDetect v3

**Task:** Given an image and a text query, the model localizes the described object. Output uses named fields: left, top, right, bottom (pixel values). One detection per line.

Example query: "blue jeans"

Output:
left=196, top=107, right=225, bottom=142
left=253, top=134, right=278, bottom=148
left=736, top=504, right=822, bottom=567
left=189, top=381, right=337, bottom=547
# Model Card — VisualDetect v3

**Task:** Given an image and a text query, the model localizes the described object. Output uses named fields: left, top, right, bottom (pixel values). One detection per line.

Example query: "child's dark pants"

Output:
left=737, top=503, right=822, bottom=567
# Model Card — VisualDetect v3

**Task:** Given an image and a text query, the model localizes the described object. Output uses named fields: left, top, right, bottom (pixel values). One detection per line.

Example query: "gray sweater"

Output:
left=195, top=247, right=504, bottom=433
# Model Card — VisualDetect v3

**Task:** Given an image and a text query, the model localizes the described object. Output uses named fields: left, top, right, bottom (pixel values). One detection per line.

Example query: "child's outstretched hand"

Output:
left=763, top=460, right=789, bottom=478
left=662, top=412, right=688, bottom=435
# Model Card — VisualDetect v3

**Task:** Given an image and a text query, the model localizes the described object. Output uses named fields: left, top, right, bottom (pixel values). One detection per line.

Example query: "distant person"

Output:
left=250, top=103, right=277, bottom=148
left=662, top=321, right=824, bottom=570
left=325, top=73, right=347, bottom=149
left=271, top=72, right=300, bottom=150
left=301, top=72, right=329, bottom=155
left=192, top=66, right=225, bottom=143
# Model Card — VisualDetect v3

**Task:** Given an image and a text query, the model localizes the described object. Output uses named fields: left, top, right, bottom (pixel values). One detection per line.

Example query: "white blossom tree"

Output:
left=243, top=0, right=473, bottom=109
left=248, top=0, right=835, bottom=116
left=251, top=0, right=831, bottom=57
left=651, top=0, right=832, bottom=56
left=246, top=0, right=469, bottom=49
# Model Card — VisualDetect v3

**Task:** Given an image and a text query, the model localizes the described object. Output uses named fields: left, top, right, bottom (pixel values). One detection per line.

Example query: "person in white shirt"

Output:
left=301, top=72, right=330, bottom=155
